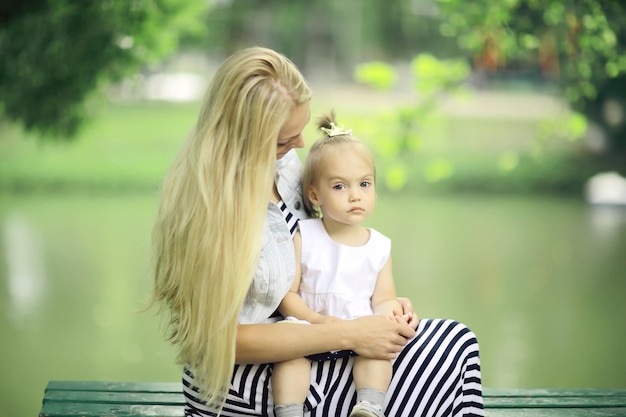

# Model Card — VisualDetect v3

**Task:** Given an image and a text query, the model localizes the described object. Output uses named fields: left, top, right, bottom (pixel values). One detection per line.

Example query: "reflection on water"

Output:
left=1, top=193, right=625, bottom=417
left=0, top=194, right=180, bottom=417
left=3, top=213, right=46, bottom=326
left=589, top=204, right=626, bottom=240
left=489, top=310, right=529, bottom=387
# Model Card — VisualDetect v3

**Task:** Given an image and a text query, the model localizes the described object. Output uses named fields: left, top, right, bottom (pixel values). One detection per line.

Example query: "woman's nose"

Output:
left=291, top=135, right=305, bottom=149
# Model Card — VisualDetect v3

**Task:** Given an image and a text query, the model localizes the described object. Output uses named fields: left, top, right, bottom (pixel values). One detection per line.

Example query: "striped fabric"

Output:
left=183, top=318, right=484, bottom=416
left=277, top=200, right=299, bottom=236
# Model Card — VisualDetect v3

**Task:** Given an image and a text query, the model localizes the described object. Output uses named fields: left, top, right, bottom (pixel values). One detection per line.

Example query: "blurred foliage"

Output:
left=196, top=0, right=459, bottom=73
left=355, top=54, right=470, bottom=191
left=354, top=62, right=397, bottom=91
left=4, top=0, right=625, bottom=167
left=0, top=0, right=208, bottom=139
left=436, top=0, right=626, bottom=152
left=354, top=50, right=600, bottom=193
left=1, top=0, right=462, bottom=141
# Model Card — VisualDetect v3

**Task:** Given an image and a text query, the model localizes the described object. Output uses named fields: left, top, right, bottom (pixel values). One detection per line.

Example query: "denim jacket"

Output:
left=239, top=150, right=309, bottom=324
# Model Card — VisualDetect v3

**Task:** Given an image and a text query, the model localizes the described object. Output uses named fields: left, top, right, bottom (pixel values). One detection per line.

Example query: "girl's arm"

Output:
left=278, top=231, right=337, bottom=324
left=371, top=256, right=403, bottom=318
left=279, top=294, right=337, bottom=324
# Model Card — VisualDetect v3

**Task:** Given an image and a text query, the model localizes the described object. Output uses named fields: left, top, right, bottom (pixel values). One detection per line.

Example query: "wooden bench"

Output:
left=39, top=380, right=626, bottom=416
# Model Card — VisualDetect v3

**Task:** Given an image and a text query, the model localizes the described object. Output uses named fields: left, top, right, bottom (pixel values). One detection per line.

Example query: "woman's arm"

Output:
left=236, top=314, right=415, bottom=364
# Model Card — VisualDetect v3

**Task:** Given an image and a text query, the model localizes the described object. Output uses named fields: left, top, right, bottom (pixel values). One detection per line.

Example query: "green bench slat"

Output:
left=46, top=381, right=182, bottom=393
left=483, top=388, right=626, bottom=398
left=485, top=409, right=626, bottom=417
left=41, top=381, right=186, bottom=417
left=482, top=388, right=626, bottom=409
left=40, top=402, right=183, bottom=417
left=40, top=404, right=626, bottom=417
left=485, top=396, right=626, bottom=408
left=44, top=391, right=184, bottom=406
left=40, top=381, right=626, bottom=417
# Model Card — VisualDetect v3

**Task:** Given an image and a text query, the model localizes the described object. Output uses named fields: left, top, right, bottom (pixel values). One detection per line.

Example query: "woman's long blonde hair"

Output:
left=151, top=47, right=311, bottom=408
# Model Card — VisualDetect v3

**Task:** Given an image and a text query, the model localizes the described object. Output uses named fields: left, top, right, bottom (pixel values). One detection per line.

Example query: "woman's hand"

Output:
left=397, top=297, right=420, bottom=330
left=344, top=314, right=416, bottom=360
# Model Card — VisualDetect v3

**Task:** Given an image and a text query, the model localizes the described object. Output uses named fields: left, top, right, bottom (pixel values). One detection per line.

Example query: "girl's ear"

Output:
left=308, top=187, right=320, bottom=206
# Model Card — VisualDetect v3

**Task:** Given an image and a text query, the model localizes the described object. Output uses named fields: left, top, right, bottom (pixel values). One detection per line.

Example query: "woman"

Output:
left=151, top=46, right=484, bottom=417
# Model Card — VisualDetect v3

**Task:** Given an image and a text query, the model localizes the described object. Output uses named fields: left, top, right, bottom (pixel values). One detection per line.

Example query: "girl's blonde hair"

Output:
left=302, top=110, right=376, bottom=217
left=151, top=47, right=311, bottom=408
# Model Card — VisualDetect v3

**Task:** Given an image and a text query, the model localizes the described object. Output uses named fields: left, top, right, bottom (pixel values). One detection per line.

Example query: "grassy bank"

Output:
left=0, top=102, right=198, bottom=193
left=0, top=92, right=609, bottom=195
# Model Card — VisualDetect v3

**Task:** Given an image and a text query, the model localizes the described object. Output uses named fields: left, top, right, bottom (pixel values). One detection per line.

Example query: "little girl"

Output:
left=272, top=111, right=411, bottom=417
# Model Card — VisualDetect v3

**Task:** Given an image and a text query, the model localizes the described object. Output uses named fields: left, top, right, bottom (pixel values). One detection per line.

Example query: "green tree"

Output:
left=197, top=0, right=459, bottom=81
left=355, top=54, right=470, bottom=191
left=436, top=0, right=626, bottom=153
left=0, top=0, right=207, bottom=139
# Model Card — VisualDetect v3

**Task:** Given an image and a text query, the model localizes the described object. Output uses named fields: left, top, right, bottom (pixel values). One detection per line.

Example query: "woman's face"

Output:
left=276, top=101, right=310, bottom=160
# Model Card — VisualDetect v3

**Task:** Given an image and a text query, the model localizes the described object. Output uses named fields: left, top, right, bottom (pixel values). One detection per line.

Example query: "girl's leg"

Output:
left=353, top=356, right=392, bottom=392
left=272, top=357, right=311, bottom=417
left=350, top=357, right=391, bottom=417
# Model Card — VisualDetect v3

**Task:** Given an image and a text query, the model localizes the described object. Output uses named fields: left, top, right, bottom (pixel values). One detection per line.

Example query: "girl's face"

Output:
left=276, top=101, right=310, bottom=160
left=308, top=144, right=376, bottom=227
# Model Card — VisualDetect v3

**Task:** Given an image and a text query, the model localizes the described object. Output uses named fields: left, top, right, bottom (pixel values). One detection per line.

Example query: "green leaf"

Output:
left=520, top=33, right=539, bottom=49
left=566, top=112, right=588, bottom=141
left=354, top=62, right=397, bottom=91
left=385, top=165, right=407, bottom=191
left=424, top=158, right=454, bottom=182
left=498, top=152, right=520, bottom=172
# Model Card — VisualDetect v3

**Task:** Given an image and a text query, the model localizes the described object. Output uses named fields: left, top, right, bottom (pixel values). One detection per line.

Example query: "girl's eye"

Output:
left=360, top=181, right=371, bottom=188
left=333, top=184, right=346, bottom=190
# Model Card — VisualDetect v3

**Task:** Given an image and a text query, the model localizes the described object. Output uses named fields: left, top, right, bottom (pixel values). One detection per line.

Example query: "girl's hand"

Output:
left=390, top=313, right=410, bottom=326
left=397, top=297, right=420, bottom=330
left=345, top=314, right=415, bottom=360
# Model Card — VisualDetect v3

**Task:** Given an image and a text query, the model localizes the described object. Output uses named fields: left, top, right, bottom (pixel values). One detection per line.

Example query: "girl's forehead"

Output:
left=321, top=142, right=371, bottom=160
left=318, top=145, right=374, bottom=174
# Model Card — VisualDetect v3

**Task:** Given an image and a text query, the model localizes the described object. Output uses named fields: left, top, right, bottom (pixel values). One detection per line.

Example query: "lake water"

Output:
left=1, top=192, right=625, bottom=417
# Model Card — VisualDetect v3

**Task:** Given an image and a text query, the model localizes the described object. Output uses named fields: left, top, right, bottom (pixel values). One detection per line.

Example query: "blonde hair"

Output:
left=151, top=47, right=311, bottom=407
left=302, top=110, right=376, bottom=217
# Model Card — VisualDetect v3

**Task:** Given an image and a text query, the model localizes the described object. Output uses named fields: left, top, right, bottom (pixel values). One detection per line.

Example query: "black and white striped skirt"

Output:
left=183, top=318, right=484, bottom=417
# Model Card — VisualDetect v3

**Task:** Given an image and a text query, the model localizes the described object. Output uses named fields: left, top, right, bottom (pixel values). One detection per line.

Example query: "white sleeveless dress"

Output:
left=298, top=218, right=391, bottom=319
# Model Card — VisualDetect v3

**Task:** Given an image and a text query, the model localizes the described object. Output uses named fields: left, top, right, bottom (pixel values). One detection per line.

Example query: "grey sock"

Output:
left=275, top=403, right=304, bottom=417
left=356, top=386, right=386, bottom=408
